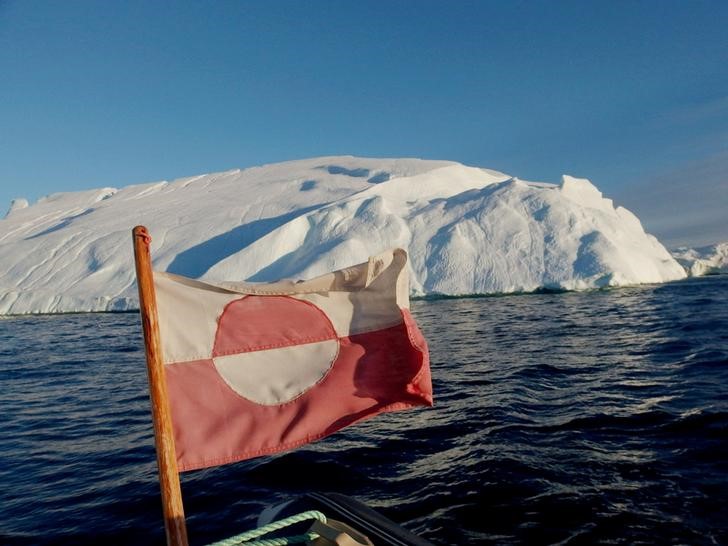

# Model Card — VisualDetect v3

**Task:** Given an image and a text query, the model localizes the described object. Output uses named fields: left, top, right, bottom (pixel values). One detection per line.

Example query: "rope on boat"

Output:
left=207, top=510, right=328, bottom=546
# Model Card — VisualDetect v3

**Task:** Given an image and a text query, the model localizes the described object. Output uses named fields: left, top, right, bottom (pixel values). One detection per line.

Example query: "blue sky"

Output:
left=1, top=0, right=726, bottom=246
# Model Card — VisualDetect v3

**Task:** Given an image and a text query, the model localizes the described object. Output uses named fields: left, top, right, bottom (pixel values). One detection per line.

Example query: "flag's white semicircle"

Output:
left=212, top=339, right=340, bottom=405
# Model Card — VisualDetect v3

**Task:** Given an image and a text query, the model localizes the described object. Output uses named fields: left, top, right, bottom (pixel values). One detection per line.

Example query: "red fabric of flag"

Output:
left=154, top=249, right=432, bottom=471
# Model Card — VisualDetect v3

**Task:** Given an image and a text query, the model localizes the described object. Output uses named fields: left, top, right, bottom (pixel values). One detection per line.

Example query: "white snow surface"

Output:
left=0, top=156, right=686, bottom=315
left=671, top=242, right=728, bottom=276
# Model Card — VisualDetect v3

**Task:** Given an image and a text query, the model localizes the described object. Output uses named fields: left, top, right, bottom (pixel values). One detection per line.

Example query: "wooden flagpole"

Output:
left=133, top=225, right=189, bottom=546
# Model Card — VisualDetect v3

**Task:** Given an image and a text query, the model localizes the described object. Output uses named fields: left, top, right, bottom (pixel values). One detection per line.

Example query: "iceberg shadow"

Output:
left=573, top=231, right=609, bottom=277
left=167, top=205, right=320, bottom=278
left=26, top=209, right=95, bottom=239
left=318, top=165, right=370, bottom=178
left=247, top=238, right=344, bottom=282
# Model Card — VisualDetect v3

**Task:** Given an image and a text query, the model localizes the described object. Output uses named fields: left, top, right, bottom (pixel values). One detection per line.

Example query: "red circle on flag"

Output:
left=210, top=295, right=341, bottom=405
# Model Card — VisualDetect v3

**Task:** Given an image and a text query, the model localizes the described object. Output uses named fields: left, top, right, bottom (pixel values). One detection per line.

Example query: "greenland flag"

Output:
left=153, top=249, right=432, bottom=471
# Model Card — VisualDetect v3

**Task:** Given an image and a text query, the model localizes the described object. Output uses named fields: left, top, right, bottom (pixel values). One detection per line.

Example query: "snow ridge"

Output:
left=0, top=156, right=687, bottom=315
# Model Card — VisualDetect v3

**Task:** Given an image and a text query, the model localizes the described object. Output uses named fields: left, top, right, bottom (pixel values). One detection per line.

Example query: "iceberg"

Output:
left=671, top=242, right=728, bottom=276
left=0, top=156, right=686, bottom=315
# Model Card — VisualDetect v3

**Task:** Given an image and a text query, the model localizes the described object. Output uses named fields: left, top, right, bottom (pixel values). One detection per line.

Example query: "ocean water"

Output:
left=1, top=276, right=727, bottom=545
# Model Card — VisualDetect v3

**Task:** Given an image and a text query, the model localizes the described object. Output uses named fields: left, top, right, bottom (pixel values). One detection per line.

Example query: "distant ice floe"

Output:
left=0, top=156, right=689, bottom=315
left=671, top=242, right=728, bottom=276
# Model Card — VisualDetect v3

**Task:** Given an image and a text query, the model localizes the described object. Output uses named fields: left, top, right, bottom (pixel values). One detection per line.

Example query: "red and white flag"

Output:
left=153, top=249, right=433, bottom=471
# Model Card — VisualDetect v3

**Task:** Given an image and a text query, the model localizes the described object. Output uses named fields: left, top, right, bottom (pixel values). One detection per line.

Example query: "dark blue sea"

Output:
left=1, top=276, right=727, bottom=545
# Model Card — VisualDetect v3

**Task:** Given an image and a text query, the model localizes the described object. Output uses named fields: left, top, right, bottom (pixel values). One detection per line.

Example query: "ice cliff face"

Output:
left=0, top=156, right=686, bottom=314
